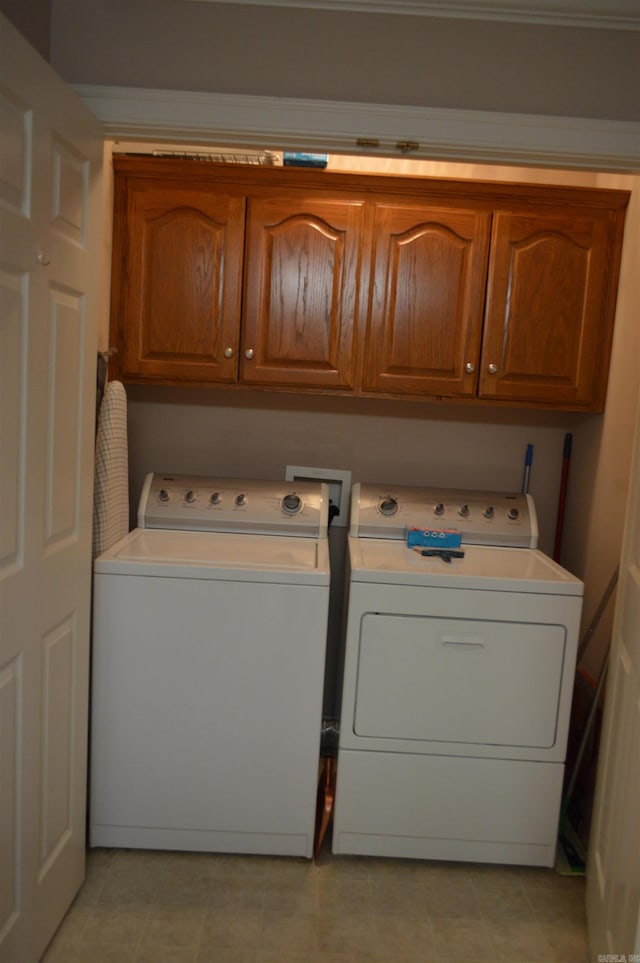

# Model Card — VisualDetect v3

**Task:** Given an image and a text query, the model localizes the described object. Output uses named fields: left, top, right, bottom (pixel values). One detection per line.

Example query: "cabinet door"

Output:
left=480, top=210, right=616, bottom=409
left=362, top=202, right=491, bottom=396
left=112, top=178, right=245, bottom=384
left=241, top=195, right=366, bottom=388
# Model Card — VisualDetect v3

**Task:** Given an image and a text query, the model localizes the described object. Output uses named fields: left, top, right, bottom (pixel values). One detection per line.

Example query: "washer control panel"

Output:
left=351, top=483, right=538, bottom=548
left=138, top=473, right=329, bottom=537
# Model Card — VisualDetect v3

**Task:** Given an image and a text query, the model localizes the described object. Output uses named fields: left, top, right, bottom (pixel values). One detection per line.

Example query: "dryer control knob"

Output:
left=508, top=507, right=520, bottom=520
left=282, top=493, right=302, bottom=515
left=459, top=504, right=470, bottom=518
left=434, top=502, right=445, bottom=516
left=235, top=493, right=247, bottom=507
left=210, top=492, right=221, bottom=505
left=483, top=506, right=495, bottom=519
left=379, top=497, right=399, bottom=516
left=185, top=490, right=196, bottom=504
left=158, top=489, right=170, bottom=502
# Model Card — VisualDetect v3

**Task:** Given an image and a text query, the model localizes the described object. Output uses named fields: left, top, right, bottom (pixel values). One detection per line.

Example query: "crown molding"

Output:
left=176, top=0, right=640, bottom=30
left=74, top=85, right=640, bottom=173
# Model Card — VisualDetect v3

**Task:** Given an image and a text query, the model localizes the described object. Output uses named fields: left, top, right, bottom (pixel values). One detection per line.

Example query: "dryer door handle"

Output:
left=440, top=635, right=485, bottom=650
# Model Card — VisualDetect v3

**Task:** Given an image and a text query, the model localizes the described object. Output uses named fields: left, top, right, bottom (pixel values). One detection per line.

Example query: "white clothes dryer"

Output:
left=332, top=482, right=583, bottom=867
left=90, top=473, right=330, bottom=858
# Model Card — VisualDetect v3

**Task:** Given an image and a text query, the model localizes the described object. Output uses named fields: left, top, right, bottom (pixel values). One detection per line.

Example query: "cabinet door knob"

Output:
left=245, top=348, right=254, bottom=360
left=223, top=347, right=234, bottom=359
left=488, top=363, right=498, bottom=374
left=465, top=362, right=475, bottom=374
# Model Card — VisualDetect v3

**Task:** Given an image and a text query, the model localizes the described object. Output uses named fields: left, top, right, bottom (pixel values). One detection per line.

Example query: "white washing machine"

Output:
left=90, top=473, right=330, bottom=858
left=332, top=483, right=583, bottom=867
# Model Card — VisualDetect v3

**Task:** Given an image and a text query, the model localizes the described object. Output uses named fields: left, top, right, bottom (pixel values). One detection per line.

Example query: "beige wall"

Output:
left=0, top=0, right=51, bottom=59
left=563, top=177, right=640, bottom=679
left=47, top=0, right=639, bottom=123
left=124, top=385, right=579, bottom=552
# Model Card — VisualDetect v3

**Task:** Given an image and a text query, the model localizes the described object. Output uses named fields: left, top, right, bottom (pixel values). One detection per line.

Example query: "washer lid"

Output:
left=94, top=529, right=330, bottom=584
left=349, top=538, right=583, bottom=595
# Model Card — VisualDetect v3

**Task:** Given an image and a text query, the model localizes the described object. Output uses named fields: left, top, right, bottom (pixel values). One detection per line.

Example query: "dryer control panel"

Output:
left=138, top=473, right=329, bottom=537
left=351, top=483, right=538, bottom=548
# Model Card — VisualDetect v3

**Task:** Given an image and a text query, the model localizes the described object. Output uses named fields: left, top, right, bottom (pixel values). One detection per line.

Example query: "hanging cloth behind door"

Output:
left=93, top=379, right=129, bottom=557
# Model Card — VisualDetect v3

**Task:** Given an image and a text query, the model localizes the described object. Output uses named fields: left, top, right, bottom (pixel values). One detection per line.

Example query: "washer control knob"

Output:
left=483, top=506, right=495, bottom=519
left=158, top=489, right=170, bottom=502
left=433, top=502, right=445, bottom=516
left=508, top=507, right=520, bottom=520
left=185, top=490, right=196, bottom=504
left=458, top=504, right=470, bottom=518
left=379, top=497, right=399, bottom=516
left=210, top=491, right=221, bottom=505
left=282, top=493, right=302, bottom=515
left=235, top=493, right=247, bottom=507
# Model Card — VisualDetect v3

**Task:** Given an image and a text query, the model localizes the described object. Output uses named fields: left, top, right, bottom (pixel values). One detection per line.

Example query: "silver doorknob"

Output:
left=488, top=363, right=498, bottom=374
left=465, top=362, right=475, bottom=374
left=245, top=348, right=254, bottom=360
left=223, top=347, right=234, bottom=359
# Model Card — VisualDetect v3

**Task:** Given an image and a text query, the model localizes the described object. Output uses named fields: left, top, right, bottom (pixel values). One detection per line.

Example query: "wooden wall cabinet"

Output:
left=109, top=158, right=628, bottom=411
left=110, top=161, right=367, bottom=392
left=241, top=195, right=366, bottom=389
left=111, top=177, right=245, bottom=384
left=478, top=209, right=620, bottom=409
left=362, top=201, right=491, bottom=398
left=362, top=197, right=627, bottom=411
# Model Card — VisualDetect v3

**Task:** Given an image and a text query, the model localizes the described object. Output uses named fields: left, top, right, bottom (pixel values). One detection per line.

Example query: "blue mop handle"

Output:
left=522, top=444, right=533, bottom=493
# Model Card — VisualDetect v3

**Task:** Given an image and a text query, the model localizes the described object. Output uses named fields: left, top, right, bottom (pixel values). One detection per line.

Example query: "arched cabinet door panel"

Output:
left=480, top=209, right=619, bottom=410
left=241, top=194, right=366, bottom=389
left=112, top=177, right=245, bottom=384
left=362, top=201, right=491, bottom=397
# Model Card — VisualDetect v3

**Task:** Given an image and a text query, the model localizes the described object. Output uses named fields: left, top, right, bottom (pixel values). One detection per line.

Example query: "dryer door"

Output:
left=339, top=582, right=582, bottom=761
left=354, top=612, right=566, bottom=751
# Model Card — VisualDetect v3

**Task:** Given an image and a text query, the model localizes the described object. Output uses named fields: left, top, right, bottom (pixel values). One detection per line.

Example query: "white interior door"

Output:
left=0, top=16, right=103, bottom=963
left=586, top=391, right=640, bottom=955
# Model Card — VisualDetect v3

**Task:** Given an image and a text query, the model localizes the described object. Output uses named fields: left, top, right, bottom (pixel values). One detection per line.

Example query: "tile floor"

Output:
left=41, top=845, right=590, bottom=963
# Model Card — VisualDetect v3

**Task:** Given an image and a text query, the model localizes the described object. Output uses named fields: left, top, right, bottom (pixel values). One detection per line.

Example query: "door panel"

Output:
left=46, top=288, right=83, bottom=544
left=113, top=177, right=245, bottom=384
left=40, top=619, right=75, bottom=871
left=0, top=15, right=102, bottom=963
left=362, top=202, right=490, bottom=396
left=481, top=210, right=613, bottom=407
left=242, top=195, right=366, bottom=388
left=0, top=265, right=27, bottom=576
left=354, top=613, right=566, bottom=748
left=0, top=659, right=20, bottom=952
